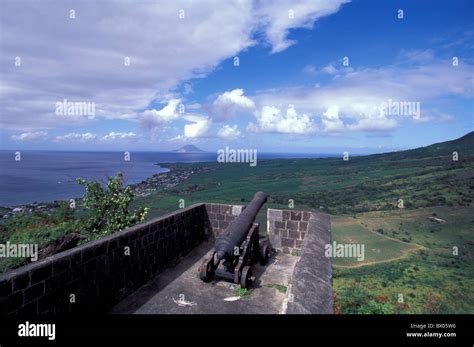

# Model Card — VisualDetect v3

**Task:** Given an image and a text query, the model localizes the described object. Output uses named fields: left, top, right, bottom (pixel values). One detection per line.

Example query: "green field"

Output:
left=331, top=216, right=419, bottom=267
left=333, top=206, right=474, bottom=313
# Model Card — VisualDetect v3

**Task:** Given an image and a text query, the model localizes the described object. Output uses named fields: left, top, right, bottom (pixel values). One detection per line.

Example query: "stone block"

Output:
left=290, top=211, right=302, bottom=221
left=0, top=279, right=12, bottom=297
left=299, top=221, right=308, bottom=231
left=281, top=238, right=295, bottom=248
left=288, top=230, right=300, bottom=239
left=286, top=220, right=298, bottom=231
left=267, top=209, right=283, bottom=222
left=31, top=263, right=52, bottom=284
left=13, top=272, right=30, bottom=292
left=25, top=282, right=45, bottom=303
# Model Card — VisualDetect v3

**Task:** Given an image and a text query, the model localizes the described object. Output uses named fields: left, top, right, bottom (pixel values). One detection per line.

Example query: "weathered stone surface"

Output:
left=287, top=212, right=332, bottom=314
left=290, top=211, right=302, bottom=221
left=286, top=220, right=299, bottom=231
left=25, top=282, right=45, bottom=303
left=281, top=238, right=295, bottom=248
left=267, top=208, right=283, bottom=222
left=232, top=205, right=244, bottom=216
left=0, top=280, right=12, bottom=297
left=288, top=230, right=300, bottom=239
left=30, top=262, right=52, bottom=284
left=13, top=272, right=29, bottom=291
left=268, top=209, right=311, bottom=253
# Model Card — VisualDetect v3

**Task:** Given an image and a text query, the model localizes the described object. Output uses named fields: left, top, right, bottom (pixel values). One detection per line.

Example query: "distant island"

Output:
left=173, top=144, right=206, bottom=153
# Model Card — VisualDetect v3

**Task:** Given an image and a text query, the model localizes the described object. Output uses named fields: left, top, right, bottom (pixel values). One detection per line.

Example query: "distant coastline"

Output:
left=0, top=150, right=340, bottom=208
left=0, top=163, right=203, bottom=220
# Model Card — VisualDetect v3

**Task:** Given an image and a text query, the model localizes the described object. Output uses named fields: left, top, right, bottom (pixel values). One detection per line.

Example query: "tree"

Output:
left=77, top=172, right=149, bottom=241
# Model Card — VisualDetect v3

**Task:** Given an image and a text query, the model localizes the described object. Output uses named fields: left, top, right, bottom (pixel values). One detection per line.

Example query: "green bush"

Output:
left=336, top=282, right=394, bottom=314
left=77, top=172, right=149, bottom=241
left=358, top=300, right=393, bottom=314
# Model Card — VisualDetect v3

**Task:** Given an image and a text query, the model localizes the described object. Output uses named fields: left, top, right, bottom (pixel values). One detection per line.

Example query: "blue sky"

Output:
left=0, top=0, right=473, bottom=153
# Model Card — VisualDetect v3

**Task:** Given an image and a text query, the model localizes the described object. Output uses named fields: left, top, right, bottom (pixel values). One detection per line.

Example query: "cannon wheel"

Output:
left=260, top=245, right=270, bottom=265
left=199, top=259, right=214, bottom=282
left=240, top=265, right=252, bottom=289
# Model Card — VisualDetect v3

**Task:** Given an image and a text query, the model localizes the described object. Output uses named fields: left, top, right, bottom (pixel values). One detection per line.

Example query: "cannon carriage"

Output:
left=199, top=192, right=270, bottom=288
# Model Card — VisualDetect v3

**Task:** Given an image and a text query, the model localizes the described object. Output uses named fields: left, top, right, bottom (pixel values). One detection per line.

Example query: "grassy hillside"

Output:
left=136, top=132, right=474, bottom=216
left=333, top=206, right=474, bottom=313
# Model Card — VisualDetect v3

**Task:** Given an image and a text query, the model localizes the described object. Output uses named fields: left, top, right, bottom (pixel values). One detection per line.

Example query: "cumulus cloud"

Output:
left=217, top=124, right=242, bottom=139
left=55, top=132, right=97, bottom=142
left=253, top=56, right=474, bottom=134
left=251, top=104, right=317, bottom=134
left=101, top=132, right=137, bottom=142
left=141, top=99, right=182, bottom=129
left=183, top=116, right=211, bottom=138
left=321, top=106, right=345, bottom=133
left=10, top=131, right=48, bottom=141
left=0, top=0, right=348, bottom=131
left=211, top=89, right=255, bottom=121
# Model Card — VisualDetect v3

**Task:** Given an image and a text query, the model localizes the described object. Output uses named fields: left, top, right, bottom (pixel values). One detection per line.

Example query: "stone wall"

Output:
left=0, top=204, right=208, bottom=315
left=287, top=213, right=333, bottom=314
left=204, top=203, right=245, bottom=237
left=0, top=202, right=332, bottom=315
left=267, top=209, right=311, bottom=254
left=267, top=208, right=333, bottom=314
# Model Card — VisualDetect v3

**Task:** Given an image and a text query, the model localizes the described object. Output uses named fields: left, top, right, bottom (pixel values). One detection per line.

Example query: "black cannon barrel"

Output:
left=214, top=191, right=268, bottom=260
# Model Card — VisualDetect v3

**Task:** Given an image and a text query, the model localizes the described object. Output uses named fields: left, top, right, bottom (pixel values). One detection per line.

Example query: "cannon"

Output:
left=199, top=192, right=270, bottom=288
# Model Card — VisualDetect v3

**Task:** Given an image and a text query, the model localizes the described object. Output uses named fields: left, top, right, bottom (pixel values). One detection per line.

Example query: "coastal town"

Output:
left=0, top=164, right=213, bottom=220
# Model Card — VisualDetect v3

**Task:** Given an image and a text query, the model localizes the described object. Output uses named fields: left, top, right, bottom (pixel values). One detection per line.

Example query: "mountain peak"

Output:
left=173, top=144, right=206, bottom=153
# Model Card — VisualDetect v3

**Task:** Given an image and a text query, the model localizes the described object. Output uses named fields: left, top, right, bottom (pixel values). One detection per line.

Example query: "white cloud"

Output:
left=10, top=131, right=48, bottom=141
left=217, top=124, right=241, bottom=139
left=183, top=116, right=211, bottom=138
left=211, top=89, right=255, bottom=121
left=257, top=1, right=350, bottom=53
left=246, top=122, right=259, bottom=133
left=303, top=63, right=339, bottom=75
left=141, top=99, right=182, bottom=128
left=395, top=49, right=435, bottom=65
left=0, top=1, right=348, bottom=131
left=322, top=106, right=345, bottom=133
left=101, top=132, right=137, bottom=142
left=252, top=104, right=317, bottom=134
left=186, top=103, right=202, bottom=110
left=215, top=89, right=255, bottom=109
left=347, top=117, right=398, bottom=132
left=55, top=132, right=97, bottom=142
left=253, top=56, right=474, bottom=134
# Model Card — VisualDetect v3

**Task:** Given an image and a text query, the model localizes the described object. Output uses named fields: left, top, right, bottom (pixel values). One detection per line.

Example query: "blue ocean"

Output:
left=0, top=150, right=332, bottom=207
